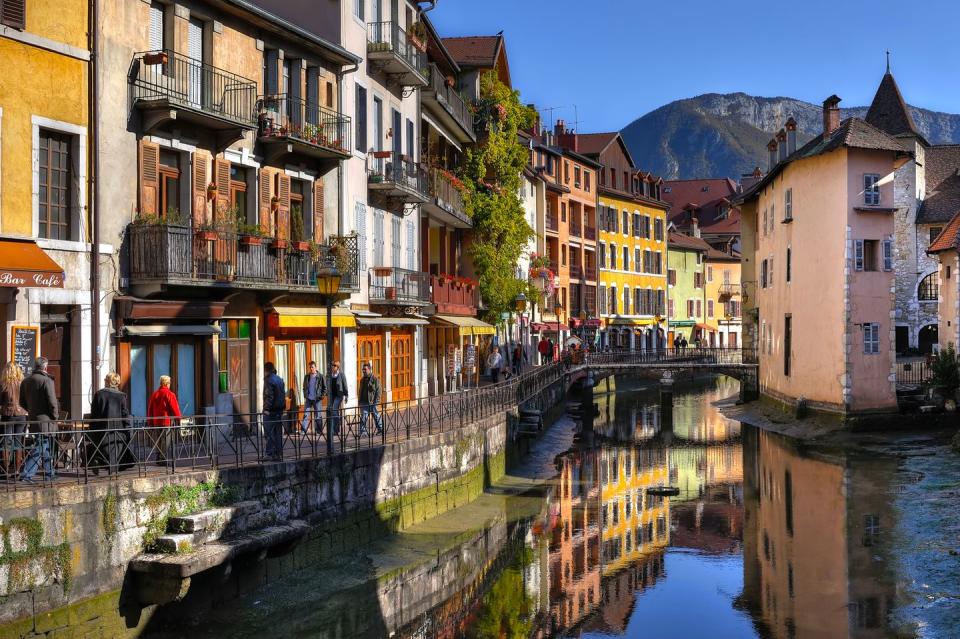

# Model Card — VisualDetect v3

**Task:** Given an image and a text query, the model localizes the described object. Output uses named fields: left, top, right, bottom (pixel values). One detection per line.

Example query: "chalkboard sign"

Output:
left=10, top=325, right=40, bottom=375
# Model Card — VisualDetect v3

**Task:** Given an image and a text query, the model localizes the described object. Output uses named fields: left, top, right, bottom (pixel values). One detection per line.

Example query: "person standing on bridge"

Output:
left=538, top=337, right=551, bottom=366
left=262, top=363, right=285, bottom=462
left=487, top=346, right=503, bottom=383
left=19, top=358, right=59, bottom=482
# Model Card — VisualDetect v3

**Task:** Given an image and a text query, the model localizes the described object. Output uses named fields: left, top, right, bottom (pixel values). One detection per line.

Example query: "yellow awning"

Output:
left=431, top=314, right=496, bottom=335
left=271, top=306, right=356, bottom=328
left=608, top=317, right=656, bottom=326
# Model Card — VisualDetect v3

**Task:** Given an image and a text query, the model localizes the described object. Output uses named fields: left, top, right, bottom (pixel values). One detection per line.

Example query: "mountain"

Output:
left=620, top=92, right=960, bottom=180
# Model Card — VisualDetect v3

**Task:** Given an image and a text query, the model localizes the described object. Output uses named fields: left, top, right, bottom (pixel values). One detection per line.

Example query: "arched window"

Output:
left=918, top=273, right=939, bottom=301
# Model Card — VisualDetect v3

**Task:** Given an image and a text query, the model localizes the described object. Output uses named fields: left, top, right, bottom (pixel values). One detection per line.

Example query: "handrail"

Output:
left=366, top=21, right=426, bottom=77
left=424, top=63, right=474, bottom=136
left=368, top=151, right=428, bottom=198
left=257, top=93, right=351, bottom=155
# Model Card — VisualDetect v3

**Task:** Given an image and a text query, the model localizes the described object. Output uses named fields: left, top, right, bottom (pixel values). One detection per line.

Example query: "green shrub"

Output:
left=930, top=346, right=960, bottom=394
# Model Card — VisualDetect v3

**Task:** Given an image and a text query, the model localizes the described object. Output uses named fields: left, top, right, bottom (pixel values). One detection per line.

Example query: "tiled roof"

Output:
left=441, top=35, right=500, bottom=68
left=669, top=231, right=712, bottom=252
left=700, top=209, right=741, bottom=235
left=927, top=210, right=960, bottom=253
left=575, top=132, right=618, bottom=156
left=663, top=178, right=740, bottom=231
left=865, top=72, right=920, bottom=139
left=706, top=247, right=740, bottom=261
left=917, top=145, right=960, bottom=224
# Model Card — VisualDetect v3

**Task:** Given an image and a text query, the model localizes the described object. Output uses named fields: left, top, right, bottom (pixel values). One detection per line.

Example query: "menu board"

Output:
left=464, top=344, right=477, bottom=373
left=10, top=325, right=40, bottom=375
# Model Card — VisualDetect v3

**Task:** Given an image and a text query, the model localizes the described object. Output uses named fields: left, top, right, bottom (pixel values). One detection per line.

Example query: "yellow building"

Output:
left=577, top=133, right=668, bottom=349
left=0, top=0, right=106, bottom=417
left=704, top=249, right=743, bottom=348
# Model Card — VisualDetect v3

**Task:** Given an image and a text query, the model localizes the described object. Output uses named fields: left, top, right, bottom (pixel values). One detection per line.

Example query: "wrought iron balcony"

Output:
left=423, top=168, right=470, bottom=228
left=570, top=219, right=582, bottom=238
left=546, top=212, right=559, bottom=233
left=718, top=283, right=741, bottom=302
left=368, top=266, right=431, bottom=306
left=127, top=223, right=359, bottom=295
left=431, top=274, right=479, bottom=315
left=570, top=264, right=583, bottom=280
left=257, top=94, right=351, bottom=163
left=366, top=21, right=427, bottom=87
left=368, top=152, right=429, bottom=205
left=584, top=226, right=597, bottom=241
left=422, top=64, right=476, bottom=143
left=131, top=50, right=257, bottom=143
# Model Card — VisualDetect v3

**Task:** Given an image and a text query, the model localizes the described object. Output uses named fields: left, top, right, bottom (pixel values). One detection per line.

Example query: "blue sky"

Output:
left=429, top=0, right=960, bottom=132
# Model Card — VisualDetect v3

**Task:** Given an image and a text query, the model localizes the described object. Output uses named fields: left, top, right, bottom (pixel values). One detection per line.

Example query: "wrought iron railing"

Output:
left=584, top=264, right=597, bottom=281
left=895, top=360, right=931, bottom=386
left=369, top=266, right=431, bottom=304
left=570, top=219, right=582, bottom=238
left=131, top=50, right=257, bottom=127
left=570, top=264, right=583, bottom=279
left=584, top=226, right=597, bottom=241
left=428, top=168, right=467, bottom=220
left=424, top=63, right=474, bottom=136
left=368, top=152, right=428, bottom=198
left=546, top=213, right=559, bottom=232
left=257, top=93, right=351, bottom=155
left=366, top=21, right=426, bottom=77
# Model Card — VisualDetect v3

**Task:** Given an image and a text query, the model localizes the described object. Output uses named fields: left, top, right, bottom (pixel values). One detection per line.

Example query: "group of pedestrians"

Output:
left=0, top=357, right=60, bottom=482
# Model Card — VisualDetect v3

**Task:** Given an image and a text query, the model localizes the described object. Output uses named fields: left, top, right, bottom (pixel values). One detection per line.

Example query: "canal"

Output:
left=142, top=374, right=959, bottom=638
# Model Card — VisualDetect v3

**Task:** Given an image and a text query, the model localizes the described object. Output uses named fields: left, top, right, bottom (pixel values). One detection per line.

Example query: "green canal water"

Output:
left=143, top=375, right=960, bottom=638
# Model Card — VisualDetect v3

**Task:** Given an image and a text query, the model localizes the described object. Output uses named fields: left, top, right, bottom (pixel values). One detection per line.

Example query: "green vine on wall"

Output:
left=0, top=517, right=72, bottom=595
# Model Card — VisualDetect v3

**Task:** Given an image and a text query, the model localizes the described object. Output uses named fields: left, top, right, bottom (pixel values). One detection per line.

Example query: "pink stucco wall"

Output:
left=938, top=250, right=959, bottom=350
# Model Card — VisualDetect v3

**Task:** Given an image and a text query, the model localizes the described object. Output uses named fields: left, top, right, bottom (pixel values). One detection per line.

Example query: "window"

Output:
left=149, top=2, right=167, bottom=51
left=864, top=174, right=881, bottom=205
left=786, top=246, right=791, bottom=283
left=584, top=171, right=591, bottom=192
left=635, top=248, right=641, bottom=273
left=694, top=272, right=702, bottom=288
left=760, top=258, right=768, bottom=288
left=696, top=299, right=702, bottom=318
left=38, top=130, right=74, bottom=240
left=707, top=300, right=714, bottom=318
left=855, top=239, right=879, bottom=272
left=609, top=244, right=616, bottom=270
left=391, top=217, right=401, bottom=267
left=599, top=285, right=607, bottom=314
left=784, top=315, right=792, bottom=376
left=918, top=273, right=939, bottom=301
left=564, top=161, right=570, bottom=184
left=862, top=514, right=880, bottom=547
left=783, top=188, right=793, bottom=221
left=354, top=201, right=367, bottom=270
left=561, top=244, right=567, bottom=266
left=686, top=300, right=694, bottom=318
left=623, top=288, right=630, bottom=315
left=622, top=210, right=629, bottom=235
left=229, top=163, right=246, bottom=219
left=598, top=243, right=606, bottom=269
left=622, top=246, right=629, bottom=271
left=930, top=226, right=944, bottom=246
left=707, top=266, right=714, bottom=282
left=668, top=299, right=674, bottom=318
left=632, top=213, right=641, bottom=237
left=770, top=203, right=775, bottom=234
left=610, top=287, right=618, bottom=314
left=863, top=322, right=880, bottom=354
left=158, top=149, right=181, bottom=220
left=668, top=269, right=676, bottom=286
left=354, top=0, right=364, bottom=20
left=373, top=209, right=384, bottom=265
left=762, top=209, right=768, bottom=237
left=1, top=0, right=25, bottom=29
left=406, top=221, right=415, bottom=271
left=654, top=218, right=664, bottom=241
left=883, top=238, right=893, bottom=271
left=574, top=166, right=581, bottom=188
left=561, top=202, right=567, bottom=222
left=354, top=85, right=367, bottom=152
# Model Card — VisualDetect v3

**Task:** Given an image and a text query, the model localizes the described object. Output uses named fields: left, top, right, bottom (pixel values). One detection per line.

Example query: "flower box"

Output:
left=197, top=230, right=218, bottom=241
left=409, top=35, right=426, bottom=52
left=372, top=150, right=392, bottom=159
left=143, top=51, right=168, bottom=66
left=291, top=240, right=310, bottom=251
left=373, top=267, right=393, bottom=277
left=239, top=235, right=263, bottom=246
left=272, top=238, right=289, bottom=250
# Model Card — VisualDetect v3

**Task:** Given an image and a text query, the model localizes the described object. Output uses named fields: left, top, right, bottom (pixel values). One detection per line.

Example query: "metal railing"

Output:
left=369, top=266, right=431, bottom=304
left=546, top=213, right=559, bottom=232
left=366, top=21, right=426, bottom=77
left=257, top=93, right=351, bottom=155
left=584, top=264, right=597, bottom=281
left=424, top=64, right=474, bottom=136
left=131, top=50, right=257, bottom=128
left=427, top=167, right=467, bottom=220
left=584, top=226, right=597, bottom=241
left=128, top=224, right=360, bottom=292
left=570, top=219, right=582, bottom=238
left=570, top=264, right=583, bottom=279
left=368, top=152, right=428, bottom=198
left=585, top=347, right=758, bottom=367
left=895, top=360, right=931, bottom=385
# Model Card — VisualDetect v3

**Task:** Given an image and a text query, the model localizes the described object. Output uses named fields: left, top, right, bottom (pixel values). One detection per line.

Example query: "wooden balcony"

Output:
left=257, top=94, right=351, bottom=164
left=423, top=168, right=470, bottom=228
left=431, top=275, right=479, bottom=315
left=368, top=266, right=431, bottom=306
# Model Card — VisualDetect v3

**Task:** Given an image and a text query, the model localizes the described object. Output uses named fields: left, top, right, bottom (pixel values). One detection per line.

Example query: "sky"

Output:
left=429, top=0, right=960, bottom=133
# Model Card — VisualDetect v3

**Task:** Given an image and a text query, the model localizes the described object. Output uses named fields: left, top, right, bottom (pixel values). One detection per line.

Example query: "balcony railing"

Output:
left=426, top=167, right=468, bottom=224
left=718, top=283, right=741, bottom=302
left=366, top=21, right=427, bottom=86
left=424, top=63, right=475, bottom=140
left=128, top=224, right=359, bottom=292
left=369, top=266, right=431, bottom=305
left=584, top=226, right=597, bottom=241
left=368, top=152, right=429, bottom=202
left=546, top=213, right=559, bottom=233
left=257, top=94, right=351, bottom=159
left=570, top=264, right=583, bottom=280
left=131, top=50, right=257, bottom=130
left=570, top=220, right=582, bottom=238
left=584, top=264, right=597, bottom=281
left=431, top=275, right=479, bottom=315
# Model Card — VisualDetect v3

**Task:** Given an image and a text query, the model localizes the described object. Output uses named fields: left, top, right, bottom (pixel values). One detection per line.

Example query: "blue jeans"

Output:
left=21, top=435, right=54, bottom=480
left=264, top=412, right=283, bottom=458
left=327, top=397, right=343, bottom=436
left=301, top=399, right=323, bottom=434
left=359, top=403, right=383, bottom=434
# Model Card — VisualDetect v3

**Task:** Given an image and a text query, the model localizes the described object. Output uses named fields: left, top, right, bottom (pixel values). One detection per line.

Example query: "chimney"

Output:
left=767, top=138, right=778, bottom=170
left=691, top=216, right=700, bottom=238
left=777, top=129, right=787, bottom=163
left=785, top=117, right=797, bottom=154
left=554, top=119, right=566, bottom=135
left=554, top=119, right=578, bottom=151
left=822, top=95, right=841, bottom=135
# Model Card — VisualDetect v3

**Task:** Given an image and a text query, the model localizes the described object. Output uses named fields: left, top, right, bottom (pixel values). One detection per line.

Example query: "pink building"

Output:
left=737, top=96, right=911, bottom=415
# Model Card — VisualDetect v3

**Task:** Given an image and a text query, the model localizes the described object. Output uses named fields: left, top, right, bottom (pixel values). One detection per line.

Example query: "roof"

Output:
left=865, top=72, right=921, bottom=139
left=917, top=145, right=960, bottom=224
left=669, top=232, right=712, bottom=252
left=927, top=211, right=960, bottom=253
left=575, top=132, right=619, bottom=156
left=442, top=35, right=501, bottom=68
left=700, top=209, right=741, bottom=235
left=737, top=117, right=909, bottom=204
left=706, top=247, right=740, bottom=262
left=663, top=178, right=740, bottom=231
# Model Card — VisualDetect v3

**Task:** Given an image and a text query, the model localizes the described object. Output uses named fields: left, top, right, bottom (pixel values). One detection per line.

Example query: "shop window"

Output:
left=129, top=341, right=200, bottom=417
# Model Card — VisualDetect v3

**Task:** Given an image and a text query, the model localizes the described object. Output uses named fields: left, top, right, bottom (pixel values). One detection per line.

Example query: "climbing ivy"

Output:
left=0, top=518, right=72, bottom=595
left=460, top=72, right=537, bottom=322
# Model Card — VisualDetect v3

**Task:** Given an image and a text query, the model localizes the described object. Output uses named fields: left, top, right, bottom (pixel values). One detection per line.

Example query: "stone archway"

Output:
left=918, top=324, right=938, bottom=354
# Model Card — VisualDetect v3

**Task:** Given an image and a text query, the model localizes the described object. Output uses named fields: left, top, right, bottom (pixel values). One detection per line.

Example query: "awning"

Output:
left=124, top=324, right=220, bottom=337
left=530, top=322, right=552, bottom=332
left=270, top=306, right=356, bottom=328
left=0, top=240, right=64, bottom=288
left=608, top=317, right=656, bottom=326
left=356, top=316, right=428, bottom=327
left=695, top=322, right=718, bottom=331
left=432, top=314, right=496, bottom=335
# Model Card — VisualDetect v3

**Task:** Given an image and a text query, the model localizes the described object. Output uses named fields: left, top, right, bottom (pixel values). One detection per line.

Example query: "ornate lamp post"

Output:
left=316, top=265, right=342, bottom=455
left=514, top=292, right=527, bottom=373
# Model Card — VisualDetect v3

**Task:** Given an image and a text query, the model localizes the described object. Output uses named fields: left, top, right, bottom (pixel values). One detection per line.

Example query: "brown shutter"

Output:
left=277, top=173, right=291, bottom=240
left=192, top=151, right=210, bottom=226
left=258, top=168, right=274, bottom=235
left=313, top=178, right=324, bottom=242
left=138, top=140, right=160, bottom=218
left=1, top=0, right=26, bottom=29
left=215, top=157, right=231, bottom=220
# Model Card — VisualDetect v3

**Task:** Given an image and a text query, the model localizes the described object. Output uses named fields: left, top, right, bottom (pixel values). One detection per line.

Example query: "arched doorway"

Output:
left=918, top=324, right=938, bottom=354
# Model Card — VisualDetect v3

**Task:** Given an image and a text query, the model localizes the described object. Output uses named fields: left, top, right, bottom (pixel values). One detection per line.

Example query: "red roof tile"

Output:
left=441, top=36, right=500, bottom=68
left=927, top=211, right=960, bottom=253
left=669, top=232, right=712, bottom=252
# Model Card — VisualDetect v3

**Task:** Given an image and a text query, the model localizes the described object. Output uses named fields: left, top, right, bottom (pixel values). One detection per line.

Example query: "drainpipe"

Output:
left=89, top=0, right=101, bottom=398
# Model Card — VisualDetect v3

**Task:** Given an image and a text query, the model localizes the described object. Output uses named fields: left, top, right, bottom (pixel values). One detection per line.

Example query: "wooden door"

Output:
left=390, top=330, right=413, bottom=403
left=40, top=323, right=70, bottom=418
left=357, top=332, right=385, bottom=398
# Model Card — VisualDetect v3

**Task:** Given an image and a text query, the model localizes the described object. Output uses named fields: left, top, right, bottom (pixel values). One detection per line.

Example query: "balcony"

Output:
left=368, top=152, right=429, bottom=207
left=366, top=22, right=427, bottom=88
left=131, top=50, right=257, bottom=146
left=546, top=212, right=559, bottom=233
left=570, top=220, right=582, bottom=238
left=570, top=264, right=583, bottom=280
left=127, top=224, right=360, bottom=296
left=257, top=94, right=351, bottom=164
left=423, top=64, right=476, bottom=144
left=585, top=264, right=597, bottom=281
left=424, top=167, right=470, bottom=228
left=718, top=283, right=741, bottom=302
left=431, top=274, right=479, bottom=315
left=369, top=267, right=431, bottom=306
left=584, top=226, right=597, bottom=241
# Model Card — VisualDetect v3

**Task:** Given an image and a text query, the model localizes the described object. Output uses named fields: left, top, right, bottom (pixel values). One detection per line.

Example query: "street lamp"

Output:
left=514, top=292, right=528, bottom=373
left=316, top=265, right=342, bottom=455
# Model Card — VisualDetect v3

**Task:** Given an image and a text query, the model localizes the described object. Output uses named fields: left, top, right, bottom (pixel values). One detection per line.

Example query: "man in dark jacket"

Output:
left=357, top=362, right=383, bottom=436
left=89, top=372, right=134, bottom=475
left=327, top=361, right=348, bottom=436
left=300, top=361, right=325, bottom=435
left=19, top=357, right=59, bottom=482
left=263, top=362, right=285, bottom=461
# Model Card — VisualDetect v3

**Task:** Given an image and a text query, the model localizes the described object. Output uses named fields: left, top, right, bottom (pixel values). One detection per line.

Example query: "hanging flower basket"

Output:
left=372, top=150, right=393, bottom=159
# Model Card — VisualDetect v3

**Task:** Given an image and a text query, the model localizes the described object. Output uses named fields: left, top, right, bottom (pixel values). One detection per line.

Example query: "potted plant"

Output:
left=385, top=286, right=397, bottom=300
left=929, top=346, right=960, bottom=407
left=373, top=266, right=393, bottom=277
left=272, top=237, right=289, bottom=250
left=143, top=51, right=168, bottom=66
left=408, top=21, right=427, bottom=52
left=196, top=223, right=219, bottom=242
left=290, top=210, right=310, bottom=251
left=372, top=150, right=393, bottom=159
left=206, top=182, right=217, bottom=201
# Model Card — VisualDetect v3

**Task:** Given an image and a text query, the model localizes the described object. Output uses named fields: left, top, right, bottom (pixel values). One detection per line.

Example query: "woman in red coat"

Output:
left=146, top=375, right=181, bottom=462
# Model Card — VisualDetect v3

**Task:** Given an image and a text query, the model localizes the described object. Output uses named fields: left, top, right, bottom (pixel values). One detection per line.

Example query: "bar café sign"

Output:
left=0, top=270, right=63, bottom=288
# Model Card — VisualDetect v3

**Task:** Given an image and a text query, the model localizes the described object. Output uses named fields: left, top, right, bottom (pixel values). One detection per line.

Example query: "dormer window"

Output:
left=864, top=174, right=881, bottom=205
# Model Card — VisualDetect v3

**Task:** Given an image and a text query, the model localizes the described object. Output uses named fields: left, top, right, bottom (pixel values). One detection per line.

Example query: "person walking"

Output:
left=512, top=343, right=524, bottom=376
left=89, top=372, right=133, bottom=475
left=357, top=362, right=383, bottom=436
left=548, top=338, right=555, bottom=362
left=327, top=361, right=348, bottom=437
left=19, top=357, right=59, bottom=483
left=487, top=346, right=503, bottom=384
left=146, top=375, right=181, bottom=464
left=537, top=337, right=551, bottom=366
left=262, top=363, right=285, bottom=461
left=300, top=361, right=325, bottom=435
left=0, top=362, right=26, bottom=478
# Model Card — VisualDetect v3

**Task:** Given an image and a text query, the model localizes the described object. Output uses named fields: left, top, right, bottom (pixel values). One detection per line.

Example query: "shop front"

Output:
left=354, top=317, right=428, bottom=403
left=427, top=315, right=496, bottom=392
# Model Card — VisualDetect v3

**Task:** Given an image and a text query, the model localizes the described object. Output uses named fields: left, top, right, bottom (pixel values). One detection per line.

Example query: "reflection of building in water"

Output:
left=581, top=551, right=666, bottom=635
left=599, top=445, right=670, bottom=575
left=670, top=443, right=743, bottom=503
left=742, top=427, right=899, bottom=639
left=595, top=387, right=660, bottom=441
left=548, top=450, right=602, bottom=631
left=671, top=375, right=742, bottom=442
left=671, top=485, right=743, bottom=555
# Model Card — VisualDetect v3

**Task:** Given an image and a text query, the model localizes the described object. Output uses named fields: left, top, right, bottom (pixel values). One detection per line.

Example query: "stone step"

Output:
left=167, top=501, right=261, bottom=535
left=154, top=531, right=211, bottom=554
